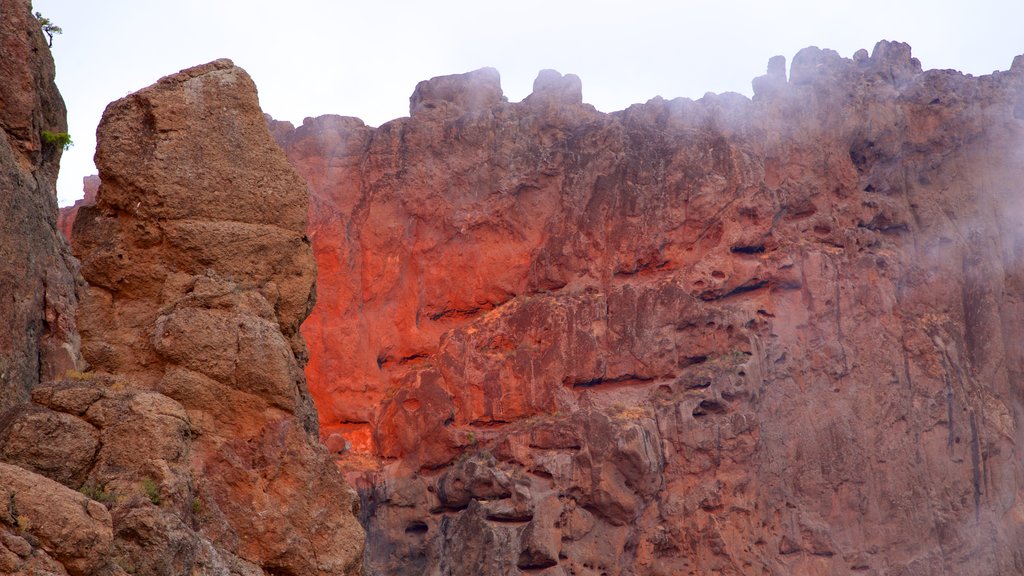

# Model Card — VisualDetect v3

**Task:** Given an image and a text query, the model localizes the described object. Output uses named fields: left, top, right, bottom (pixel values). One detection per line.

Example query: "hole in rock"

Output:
left=405, top=521, right=428, bottom=535
left=730, top=245, right=765, bottom=254
left=517, top=553, right=558, bottom=570
left=692, top=399, right=729, bottom=417
left=685, top=355, right=708, bottom=366
left=849, top=140, right=875, bottom=171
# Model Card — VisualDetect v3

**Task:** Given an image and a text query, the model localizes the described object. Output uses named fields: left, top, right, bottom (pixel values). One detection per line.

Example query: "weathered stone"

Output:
left=0, top=405, right=99, bottom=488
left=65, top=60, right=365, bottom=576
left=0, top=462, right=113, bottom=576
left=0, top=0, right=81, bottom=412
left=271, top=42, right=1024, bottom=575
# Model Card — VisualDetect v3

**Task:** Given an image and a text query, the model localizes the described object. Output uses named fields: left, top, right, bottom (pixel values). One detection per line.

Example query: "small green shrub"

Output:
left=34, top=11, right=62, bottom=47
left=191, top=497, right=203, bottom=515
left=41, top=130, right=73, bottom=151
left=141, top=478, right=161, bottom=505
left=79, top=481, right=115, bottom=504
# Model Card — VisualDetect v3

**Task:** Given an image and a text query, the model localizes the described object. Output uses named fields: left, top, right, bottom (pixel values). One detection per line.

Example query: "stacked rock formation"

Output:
left=266, top=43, right=1024, bottom=575
left=1, top=5, right=365, bottom=570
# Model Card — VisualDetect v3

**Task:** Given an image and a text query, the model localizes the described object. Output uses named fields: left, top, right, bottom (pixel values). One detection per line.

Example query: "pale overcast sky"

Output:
left=32, top=0, right=1024, bottom=206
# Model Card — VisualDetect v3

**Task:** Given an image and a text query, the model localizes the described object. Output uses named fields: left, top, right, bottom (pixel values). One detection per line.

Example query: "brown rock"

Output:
left=74, top=59, right=314, bottom=383
left=0, top=404, right=99, bottom=488
left=66, top=60, right=364, bottom=575
left=0, top=462, right=112, bottom=576
left=0, top=0, right=81, bottom=412
left=271, top=43, right=1024, bottom=575
left=410, top=67, right=503, bottom=116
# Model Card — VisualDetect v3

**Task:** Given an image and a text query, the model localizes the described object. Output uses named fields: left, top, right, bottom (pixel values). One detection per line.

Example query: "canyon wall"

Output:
left=1, top=2, right=365, bottom=570
left=0, top=0, right=80, bottom=413
left=267, top=43, right=1024, bottom=575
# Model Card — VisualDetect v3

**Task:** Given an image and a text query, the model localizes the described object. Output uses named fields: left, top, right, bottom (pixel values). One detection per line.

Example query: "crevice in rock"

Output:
left=729, top=245, right=765, bottom=255
left=699, top=279, right=769, bottom=301
left=692, top=399, right=729, bottom=417
left=567, top=373, right=654, bottom=389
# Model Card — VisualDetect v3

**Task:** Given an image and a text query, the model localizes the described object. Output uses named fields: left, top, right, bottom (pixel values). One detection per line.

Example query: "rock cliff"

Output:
left=0, top=0, right=80, bottom=413
left=266, top=43, right=1024, bottom=575
left=2, top=13, right=365, bottom=573
left=52, top=38, right=1024, bottom=576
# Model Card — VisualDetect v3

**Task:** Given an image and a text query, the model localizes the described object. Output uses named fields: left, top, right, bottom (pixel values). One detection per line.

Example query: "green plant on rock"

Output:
left=34, top=11, right=62, bottom=47
left=79, top=481, right=115, bottom=505
left=141, top=478, right=161, bottom=505
left=42, top=130, right=73, bottom=151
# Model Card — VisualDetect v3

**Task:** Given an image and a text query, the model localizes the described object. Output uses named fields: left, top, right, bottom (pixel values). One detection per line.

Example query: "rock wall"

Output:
left=0, top=0, right=80, bottom=412
left=268, top=43, right=1024, bottom=575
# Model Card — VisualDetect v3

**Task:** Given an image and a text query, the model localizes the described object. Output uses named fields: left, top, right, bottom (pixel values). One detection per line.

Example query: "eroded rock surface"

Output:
left=4, top=54, right=364, bottom=575
left=269, top=43, right=1024, bottom=575
left=0, top=0, right=81, bottom=412
left=71, top=59, right=363, bottom=575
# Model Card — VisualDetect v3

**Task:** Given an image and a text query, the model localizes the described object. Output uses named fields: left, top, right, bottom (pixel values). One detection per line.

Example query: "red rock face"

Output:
left=0, top=0, right=81, bottom=412
left=268, top=42, right=1024, bottom=575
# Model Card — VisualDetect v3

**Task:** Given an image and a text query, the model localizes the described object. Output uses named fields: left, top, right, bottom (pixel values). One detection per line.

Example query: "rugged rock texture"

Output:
left=269, top=44, right=1024, bottom=575
left=0, top=0, right=81, bottom=413
left=71, top=59, right=363, bottom=575
left=3, top=56, right=364, bottom=575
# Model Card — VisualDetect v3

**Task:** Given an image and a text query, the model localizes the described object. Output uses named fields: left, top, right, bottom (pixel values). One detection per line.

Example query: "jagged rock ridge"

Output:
left=264, top=42, right=1024, bottom=575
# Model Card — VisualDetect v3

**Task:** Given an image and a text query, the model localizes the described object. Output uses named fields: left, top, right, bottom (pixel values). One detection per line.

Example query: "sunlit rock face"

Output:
left=267, top=41, right=1024, bottom=575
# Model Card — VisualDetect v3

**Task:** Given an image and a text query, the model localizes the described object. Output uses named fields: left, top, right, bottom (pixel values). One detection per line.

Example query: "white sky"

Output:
left=32, top=0, right=1024, bottom=206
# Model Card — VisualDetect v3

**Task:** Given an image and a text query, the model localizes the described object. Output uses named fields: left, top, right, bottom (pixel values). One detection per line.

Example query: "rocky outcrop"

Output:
left=271, top=44, right=1024, bottom=575
left=3, top=53, right=364, bottom=575
left=70, top=59, right=363, bottom=575
left=0, top=0, right=81, bottom=413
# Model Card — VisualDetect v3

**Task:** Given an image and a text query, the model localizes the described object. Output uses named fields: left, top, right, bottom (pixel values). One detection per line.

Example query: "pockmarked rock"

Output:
left=269, top=41, right=1024, bottom=575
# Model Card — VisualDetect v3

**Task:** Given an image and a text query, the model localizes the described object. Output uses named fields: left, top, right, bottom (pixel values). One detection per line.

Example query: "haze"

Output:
left=33, top=0, right=1024, bottom=206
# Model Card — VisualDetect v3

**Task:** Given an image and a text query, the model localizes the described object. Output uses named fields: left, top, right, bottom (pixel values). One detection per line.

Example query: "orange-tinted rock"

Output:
left=273, top=41, right=1024, bottom=574
left=63, top=60, right=364, bottom=575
